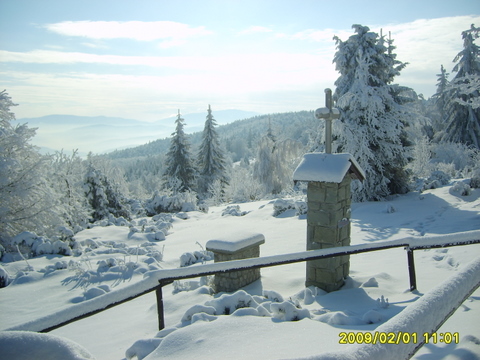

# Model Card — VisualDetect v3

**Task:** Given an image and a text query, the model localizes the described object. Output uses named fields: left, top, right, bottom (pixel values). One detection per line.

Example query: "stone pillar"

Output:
left=305, top=175, right=352, bottom=292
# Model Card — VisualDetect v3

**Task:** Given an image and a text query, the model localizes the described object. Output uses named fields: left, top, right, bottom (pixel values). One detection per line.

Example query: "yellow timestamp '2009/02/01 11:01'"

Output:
left=339, top=331, right=460, bottom=345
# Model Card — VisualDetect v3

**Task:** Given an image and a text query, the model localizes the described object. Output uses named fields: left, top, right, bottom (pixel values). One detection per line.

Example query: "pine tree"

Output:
left=83, top=161, right=130, bottom=222
left=434, top=65, right=450, bottom=120
left=197, top=105, right=229, bottom=198
left=443, top=24, right=480, bottom=148
left=163, top=110, right=197, bottom=193
left=266, top=118, right=277, bottom=144
left=333, top=24, right=412, bottom=201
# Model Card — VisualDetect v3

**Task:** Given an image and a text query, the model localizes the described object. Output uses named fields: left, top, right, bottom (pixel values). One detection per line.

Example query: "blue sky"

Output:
left=1, top=0, right=479, bottom=122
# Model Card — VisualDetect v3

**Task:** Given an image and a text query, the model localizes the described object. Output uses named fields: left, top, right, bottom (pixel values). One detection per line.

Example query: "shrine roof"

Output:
left=293, top=153, right=365, bottom=183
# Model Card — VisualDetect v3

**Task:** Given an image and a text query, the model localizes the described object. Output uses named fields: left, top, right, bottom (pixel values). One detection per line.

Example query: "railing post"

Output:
left=156, top=284, right=165, bottom=330
left=406, top=247, right=417, bottom=291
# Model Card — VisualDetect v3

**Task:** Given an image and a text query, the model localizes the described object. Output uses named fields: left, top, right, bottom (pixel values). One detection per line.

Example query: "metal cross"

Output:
left=314, top=88, right=340, bottom=154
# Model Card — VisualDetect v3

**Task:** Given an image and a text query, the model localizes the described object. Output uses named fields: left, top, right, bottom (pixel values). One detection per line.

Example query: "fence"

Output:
left=6, top=230, right=480, bottom=347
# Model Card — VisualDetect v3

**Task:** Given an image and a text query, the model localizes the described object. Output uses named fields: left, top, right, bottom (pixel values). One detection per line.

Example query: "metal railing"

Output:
left=5, top=230, right=480, bottom=334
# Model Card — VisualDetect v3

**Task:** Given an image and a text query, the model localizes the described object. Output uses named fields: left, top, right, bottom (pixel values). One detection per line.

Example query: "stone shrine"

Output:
left=293, top=88, right=365, bottom=292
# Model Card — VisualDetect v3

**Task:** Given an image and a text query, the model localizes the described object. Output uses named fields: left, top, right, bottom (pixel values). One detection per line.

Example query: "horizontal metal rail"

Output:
left=4, top=230, right=479, bottom=334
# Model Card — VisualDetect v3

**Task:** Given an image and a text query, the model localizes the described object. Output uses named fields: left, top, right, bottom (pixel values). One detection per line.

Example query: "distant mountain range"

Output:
left=15, top=110, right=261, bottom=155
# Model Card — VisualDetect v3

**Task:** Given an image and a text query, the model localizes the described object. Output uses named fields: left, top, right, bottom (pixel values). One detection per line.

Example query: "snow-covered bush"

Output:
left=270, top=300, right=311, bottom=321
left=273, top=199, right=307, bottom=216
left=198, top=201, right=209, bottom=213
left=173, top=276, right=212, bottom=294
left=96, top=258, right=118, bottom=272
left=128, top=199, right=145, bottom=217
left=205, top=290, right=256, bottom=315
left=273, top=199, right=295, bottom=216
left=471, top=174, right=480, bottom=188
left=180, top=289, right=312, bottom=326
left=144, top=190, right=197, bottom=215
left=376, top=295, right=389, bottom=309
left=175, top=212, right=189, bottom=220
left=181, top=304, right=216, bottom=323
left=228, top=164, right=264, bottom=202
left=9, top=231, right=73, bottom=258
left=152, top=213, right=173, bottom=222
left=57, top=226, right=74, bottom=243
left=410, top=139, right=480, bottom=187
left=431, top=142, right=478, bottom=176
left=422, top=170, right=451, bottom=190
left=221, top=205, right=248, bottom=216
left=295, top=200, right=308, bottom=215
left=450, top=181, right=472, bottom=196
left=179, top=248, right=214, bottom=267
left=0, top=265, right=10, bottom=288
left=263, top=289, right=284, bottom=302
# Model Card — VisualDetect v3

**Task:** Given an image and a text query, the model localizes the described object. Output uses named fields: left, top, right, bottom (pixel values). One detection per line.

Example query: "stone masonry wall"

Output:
left=306, top=175, right=352, bottom=292
left=211, top=244, right=261, bottom=293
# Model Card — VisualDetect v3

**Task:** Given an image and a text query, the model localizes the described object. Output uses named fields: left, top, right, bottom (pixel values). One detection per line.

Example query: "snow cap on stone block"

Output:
left=293, top=153, right=365, bottom=183
left=206, top=232, right=265, bottom=254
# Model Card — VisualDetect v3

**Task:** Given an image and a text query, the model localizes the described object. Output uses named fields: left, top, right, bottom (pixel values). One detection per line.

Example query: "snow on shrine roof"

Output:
left=293, top=153, right=365, bottom=183
left=206, top=232, right=265, bottom=253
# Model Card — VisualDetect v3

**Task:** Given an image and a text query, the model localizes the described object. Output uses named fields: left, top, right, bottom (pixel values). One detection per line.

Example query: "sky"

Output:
left=1, top=0, right=480, bottom=122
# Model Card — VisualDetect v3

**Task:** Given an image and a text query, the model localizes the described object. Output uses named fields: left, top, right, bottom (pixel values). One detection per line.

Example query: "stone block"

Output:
left=307, top=182, right=326, bottom=202
left=208, top=232, right=264, bottom=293
left=311, top=225, right=337, bottom=243
left=307, top=209, right=329, bottom=227
left=324, top=186, right=339, bottom=204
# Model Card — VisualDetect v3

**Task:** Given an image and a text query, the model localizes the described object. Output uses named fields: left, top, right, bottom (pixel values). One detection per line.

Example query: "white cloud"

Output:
left=278, top=28, right=352, bottom=43
left=44, top=20, right=213, bottom=47
left=239, top=26, right=273, bottom=35
left=0, top=49, right=332, bottom=79
left=1, top=49, right=334, bottom=120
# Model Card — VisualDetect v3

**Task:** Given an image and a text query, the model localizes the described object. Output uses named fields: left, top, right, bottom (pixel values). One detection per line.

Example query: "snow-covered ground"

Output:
left=1, top=182, right=480, bottom=359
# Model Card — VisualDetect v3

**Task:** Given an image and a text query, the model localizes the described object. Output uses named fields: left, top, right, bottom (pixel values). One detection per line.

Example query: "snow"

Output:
left=293, top=153, right=365, bottom=183
left=205, top=232, right=265, bottom=253
left=1, top=184, right=479, bottom=359
left=295, top=256, right=480, bottom=360
left=0, top=331, right=95, bottom=360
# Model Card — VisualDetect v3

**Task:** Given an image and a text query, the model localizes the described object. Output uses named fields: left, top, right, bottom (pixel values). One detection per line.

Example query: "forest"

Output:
left=1, top=23, right=479, bottom=261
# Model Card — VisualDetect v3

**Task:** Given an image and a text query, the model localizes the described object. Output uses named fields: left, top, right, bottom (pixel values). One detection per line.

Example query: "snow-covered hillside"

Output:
left=1, top=182, right=479, bottom=359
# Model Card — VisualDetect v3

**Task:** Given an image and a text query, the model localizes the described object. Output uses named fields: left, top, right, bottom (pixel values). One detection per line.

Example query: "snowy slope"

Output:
left=1, top=183, right=479, bottom=359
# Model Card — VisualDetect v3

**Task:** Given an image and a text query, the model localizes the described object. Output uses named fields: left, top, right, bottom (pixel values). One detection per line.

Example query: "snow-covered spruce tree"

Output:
left=0, top=90, right=62, bottom=243
left=443, top=25, right=480, bottom=148
left=332, top=25, right=412, bottom=201
left=431, top=65, right=450, bottom=135
left=83, top=161, right=130, bottom=222
left=162, top=110, right=197, bottom=193
left=197, top=105, right=229, bottom=199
